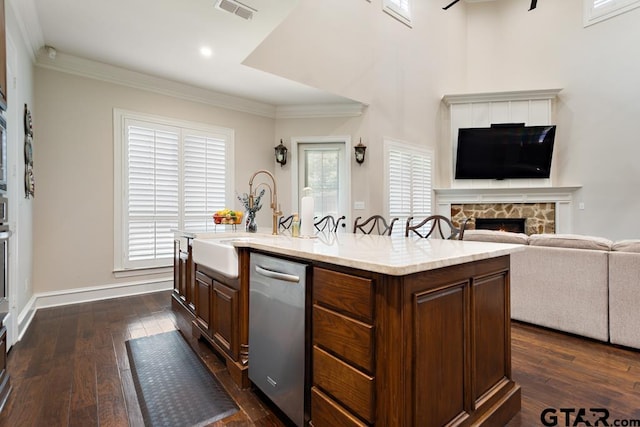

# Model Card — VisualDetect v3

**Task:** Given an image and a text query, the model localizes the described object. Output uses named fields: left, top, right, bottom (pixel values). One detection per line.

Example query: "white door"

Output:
left=297, top=142, right=348, bottom=231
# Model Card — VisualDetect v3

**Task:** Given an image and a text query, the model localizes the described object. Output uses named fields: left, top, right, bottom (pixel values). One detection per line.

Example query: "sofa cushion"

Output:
left=463, top=229, right=528, bottom=245
left=528, top=233, right=612, bottom=251
left=612, top=239, right=640, bottom=253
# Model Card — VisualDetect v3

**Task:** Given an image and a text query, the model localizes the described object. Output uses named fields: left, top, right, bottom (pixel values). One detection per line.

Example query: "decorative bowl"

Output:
left=213, top=211, right=243, bottom=225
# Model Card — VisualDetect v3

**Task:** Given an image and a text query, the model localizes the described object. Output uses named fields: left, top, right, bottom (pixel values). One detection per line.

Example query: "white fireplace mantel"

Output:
left=434, top=186, right=582, bottom=234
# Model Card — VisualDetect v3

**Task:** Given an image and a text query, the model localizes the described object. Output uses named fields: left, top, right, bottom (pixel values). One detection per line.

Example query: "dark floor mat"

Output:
left=126, top=330, right=239, bottom=427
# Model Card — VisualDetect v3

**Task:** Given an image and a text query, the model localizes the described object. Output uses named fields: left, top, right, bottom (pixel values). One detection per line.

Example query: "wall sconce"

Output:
left=274, top=139, right=288, bottom=167
left=354, top=138, right=367, bottom=165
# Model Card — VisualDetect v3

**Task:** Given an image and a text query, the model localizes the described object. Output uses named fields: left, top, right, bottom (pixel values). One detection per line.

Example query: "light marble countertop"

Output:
left=184, top=230, right=524, bottom=277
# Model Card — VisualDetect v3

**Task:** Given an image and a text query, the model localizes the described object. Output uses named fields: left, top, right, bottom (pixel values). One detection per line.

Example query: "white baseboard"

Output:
left=17, top=295, right=36, bottom=342
left=16, top=277, right=173, bottom=341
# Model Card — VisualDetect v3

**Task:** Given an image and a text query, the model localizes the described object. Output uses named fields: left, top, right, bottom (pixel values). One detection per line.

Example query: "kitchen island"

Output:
left=173, top=231, right=522, bottom=426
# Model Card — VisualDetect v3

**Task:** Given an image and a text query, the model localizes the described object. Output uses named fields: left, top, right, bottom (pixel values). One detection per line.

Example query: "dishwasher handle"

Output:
left=254, top=265, right=301, bottom=283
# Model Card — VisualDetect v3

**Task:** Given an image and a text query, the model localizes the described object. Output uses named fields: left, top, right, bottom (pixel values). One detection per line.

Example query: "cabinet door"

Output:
left=472, top=271, right=509, bottom=403
left=173, top=240, right=181, bottom=296
left=412, top=283, right=468, bottom=427
left=195, top=271, right=212, bottom=330
left=212, top=281, right=238, bottom=360
left=173, top=239, right=188, bottom=301
left=186, top=244, right=195, bottom=311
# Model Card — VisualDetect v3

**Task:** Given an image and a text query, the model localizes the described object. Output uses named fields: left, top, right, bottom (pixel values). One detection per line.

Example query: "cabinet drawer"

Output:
left=313, top=305, right=374, bottom=373
left=313, top=268, right=373, bottom=322
left=313, top=346, right=375, bottom=423
left=311, top=386, right=368, bottom=427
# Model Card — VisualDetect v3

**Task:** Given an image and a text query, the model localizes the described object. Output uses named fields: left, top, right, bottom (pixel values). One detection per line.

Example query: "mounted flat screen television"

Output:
left=454, top=124, right=556, bottom=179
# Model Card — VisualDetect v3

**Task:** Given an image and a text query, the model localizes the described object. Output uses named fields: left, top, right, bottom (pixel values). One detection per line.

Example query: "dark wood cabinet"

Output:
left=211, top=281, right=239, bottom=360
left=172, top=236, right=249, bottom=389
left=312, top=267, right=375, bottom=424
left=189, top=249, right=250, bottom=388
left=310, top=256, right=520, bottom=426
left=173, top=238, right=194, bottom=312
left=172, top=240, right=519, bottom=424
left=193, top=267, right=239, bottom=355
left=195, top=270, right=212, bottom=330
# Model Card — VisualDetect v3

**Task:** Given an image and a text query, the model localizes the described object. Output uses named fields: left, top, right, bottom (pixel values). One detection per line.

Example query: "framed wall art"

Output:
left=24, top=103, right=34, bottom=198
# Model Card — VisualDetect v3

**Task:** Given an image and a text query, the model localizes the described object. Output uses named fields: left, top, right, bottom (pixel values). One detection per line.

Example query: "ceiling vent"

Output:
left=215, top=0, right=256, bottom=20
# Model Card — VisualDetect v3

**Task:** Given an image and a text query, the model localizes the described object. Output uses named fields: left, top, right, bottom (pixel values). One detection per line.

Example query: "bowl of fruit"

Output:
left=213, top=209, right=243, bottom=225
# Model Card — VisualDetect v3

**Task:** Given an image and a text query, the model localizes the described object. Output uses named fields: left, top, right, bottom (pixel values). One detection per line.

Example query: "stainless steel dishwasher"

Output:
left=249, top=253, right=309, bottom=427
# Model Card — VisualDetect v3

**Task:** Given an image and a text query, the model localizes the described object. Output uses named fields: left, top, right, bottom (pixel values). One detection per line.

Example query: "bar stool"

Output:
left=405, top=215, right=468, bottom=240
left=314, top=215, right=346, bottom=233
left=353, top=215, right=398, bottom=236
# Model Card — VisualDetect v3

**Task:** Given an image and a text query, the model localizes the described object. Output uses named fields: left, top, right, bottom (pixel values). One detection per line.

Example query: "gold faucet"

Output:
left=248, top=170, right=282, bottom=235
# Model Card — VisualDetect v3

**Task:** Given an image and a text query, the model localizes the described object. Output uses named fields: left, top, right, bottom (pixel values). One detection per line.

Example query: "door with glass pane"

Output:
left=298, top=143, right=347, bottom=231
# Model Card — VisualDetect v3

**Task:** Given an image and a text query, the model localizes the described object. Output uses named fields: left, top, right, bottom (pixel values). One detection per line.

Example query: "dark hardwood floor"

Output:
left=0, top=290, right=638, bottom=426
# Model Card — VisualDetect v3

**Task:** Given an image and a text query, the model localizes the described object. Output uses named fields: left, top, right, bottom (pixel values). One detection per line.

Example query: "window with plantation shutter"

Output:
left=385, top=139, right=433, bottom=236
left=114, top=110, right=234, bottom=271
left=584, top=0, right=640, bottom=25
left=383, top=0, right=412, bottom=26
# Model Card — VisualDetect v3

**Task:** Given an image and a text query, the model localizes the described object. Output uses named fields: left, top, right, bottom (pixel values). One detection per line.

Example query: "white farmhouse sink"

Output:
left=192, top=238, right=248, bottom=279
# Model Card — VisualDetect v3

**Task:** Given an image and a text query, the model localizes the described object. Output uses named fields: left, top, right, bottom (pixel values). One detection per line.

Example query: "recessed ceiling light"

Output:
left=200, top=46, right=213, bottom=58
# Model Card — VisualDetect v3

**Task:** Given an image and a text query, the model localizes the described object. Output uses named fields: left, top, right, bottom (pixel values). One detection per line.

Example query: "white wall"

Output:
left=465, top=0, right=640, bottom=240
left=33, top=68, right=275, bottom=295
left=5, top=0, right=36, bottom=344
left=249, top=0, right=468, bottom=218
left=274, top=116, right=364, bottom=219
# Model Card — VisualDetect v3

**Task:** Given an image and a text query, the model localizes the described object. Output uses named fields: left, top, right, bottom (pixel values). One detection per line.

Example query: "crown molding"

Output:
left=35, top=51, right=365, bottom=120
left=7, top=0, right=45, bottom=62
left=276, top=102, right=366, bottom=119
left=442, top=88, right=563, bottom=106
left=35, top=51, right=279, bottom=118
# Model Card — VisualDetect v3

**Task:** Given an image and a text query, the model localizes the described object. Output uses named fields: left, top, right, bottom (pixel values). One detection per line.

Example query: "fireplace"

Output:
left=450, top=203, right=556, bottom=235
left=475, top=218, right=526, bottom=234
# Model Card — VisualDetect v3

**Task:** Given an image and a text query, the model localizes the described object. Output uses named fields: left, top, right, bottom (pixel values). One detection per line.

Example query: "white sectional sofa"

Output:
left=463, top=230, right=640, bottom=349
left=608, top=240, right=640, bottom=349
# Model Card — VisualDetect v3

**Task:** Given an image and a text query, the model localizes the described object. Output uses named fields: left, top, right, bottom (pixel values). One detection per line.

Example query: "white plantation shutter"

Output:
left=126, top=122, right=179, bottom=265
left=117, top=111, right=233, bottom=270
left=410, top=154, right=432, bottom=216
left=386, top=140, right=433, bottom=236
left=183, top=133, right=228, bottom=232
left=584, top=0, right=640, bottom=25
left=388, top=150, right=412, bottom=218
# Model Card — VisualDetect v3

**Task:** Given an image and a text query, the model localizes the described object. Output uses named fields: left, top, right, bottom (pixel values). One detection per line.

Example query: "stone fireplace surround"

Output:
left=434, top=186, right=581, bottom=235
left=452, top=202, right=555, bottom=235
